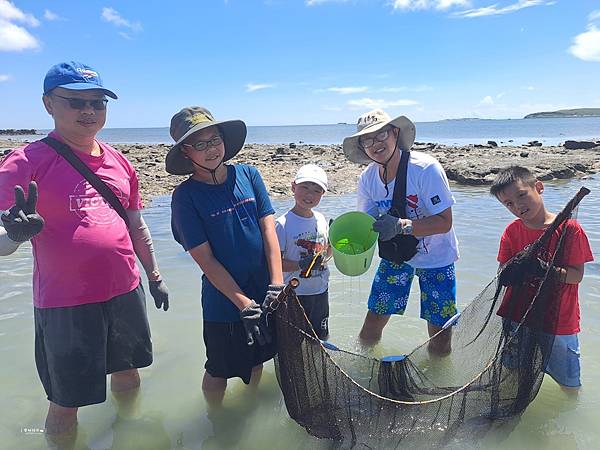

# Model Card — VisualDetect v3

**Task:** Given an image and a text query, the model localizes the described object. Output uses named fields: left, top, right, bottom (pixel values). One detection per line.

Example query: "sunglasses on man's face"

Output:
left=182, top=135, right=223, bottom=152
left=359, top=128, right=391, bottom=149
left=52, top=94, right=109, bottom=111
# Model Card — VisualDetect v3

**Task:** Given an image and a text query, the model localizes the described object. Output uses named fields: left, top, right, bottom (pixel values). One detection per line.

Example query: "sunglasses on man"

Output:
left=51, top=94, right=109, bottom=111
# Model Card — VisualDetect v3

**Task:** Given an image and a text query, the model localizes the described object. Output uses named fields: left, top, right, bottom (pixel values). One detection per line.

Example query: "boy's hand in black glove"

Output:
left=372, top=214, right=402, bottom=241
left=240, top=300, right=271, bottom=346
left=498, top=257, right=549, bottom=287
left=263, top=283, right=285, bottom=309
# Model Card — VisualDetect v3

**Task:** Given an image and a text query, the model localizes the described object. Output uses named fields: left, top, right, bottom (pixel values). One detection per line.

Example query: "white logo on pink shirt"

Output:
left=69, top=179, right=126, bottom=225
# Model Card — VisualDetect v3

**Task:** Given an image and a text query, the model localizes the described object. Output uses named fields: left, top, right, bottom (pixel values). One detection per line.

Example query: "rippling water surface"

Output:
left=0, top=175, right=598, bottom=449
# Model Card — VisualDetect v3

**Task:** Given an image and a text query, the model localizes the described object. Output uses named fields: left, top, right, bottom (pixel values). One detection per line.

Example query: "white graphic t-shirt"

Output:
left=275, top=210, right=330, bottom=295
left=357, top=150, right=459, bottom=269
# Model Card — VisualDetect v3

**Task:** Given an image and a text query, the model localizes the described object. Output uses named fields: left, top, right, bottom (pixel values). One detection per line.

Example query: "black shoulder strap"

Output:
left=42, top=137, right=130, bottom=228
left=390, top=150, right=410, bottom=219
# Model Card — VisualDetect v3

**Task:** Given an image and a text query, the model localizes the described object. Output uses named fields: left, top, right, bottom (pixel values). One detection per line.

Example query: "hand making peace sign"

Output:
left=1, top=181, right=45, bottom=243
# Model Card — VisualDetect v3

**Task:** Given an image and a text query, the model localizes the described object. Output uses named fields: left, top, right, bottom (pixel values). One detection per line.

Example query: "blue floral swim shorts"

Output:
left=367, top=259, right=458, bottom=327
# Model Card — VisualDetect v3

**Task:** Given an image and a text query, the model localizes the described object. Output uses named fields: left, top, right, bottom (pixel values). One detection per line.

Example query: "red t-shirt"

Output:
left=496, top=218, right=593, bottom=334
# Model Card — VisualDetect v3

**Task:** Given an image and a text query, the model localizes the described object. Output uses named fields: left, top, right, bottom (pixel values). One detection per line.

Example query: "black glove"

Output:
left=498, top=257, right=548, bottom=287
left=299, top=253, right=324, bottom=278
left=263, top=283, right=286, bottom=309
left=240, top=300, right=271, bottom=346
left=149, top=280, right=169, bottom=311
left=1, top=182, right=44, bottom=242
left=372, top=214, right=402, bottom=241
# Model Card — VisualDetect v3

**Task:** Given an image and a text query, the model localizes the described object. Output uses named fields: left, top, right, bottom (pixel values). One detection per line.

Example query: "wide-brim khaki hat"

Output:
left=342, top=109, right=416, bottom=165
left=166, top=106, right=247, bottom=175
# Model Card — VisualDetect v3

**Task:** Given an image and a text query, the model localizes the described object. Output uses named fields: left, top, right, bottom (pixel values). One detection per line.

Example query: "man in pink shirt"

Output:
left=0, top=61, right=169, bottom=438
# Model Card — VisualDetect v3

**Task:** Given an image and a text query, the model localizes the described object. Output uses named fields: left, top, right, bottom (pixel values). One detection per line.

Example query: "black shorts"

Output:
left=298, top=290, right=329, bottom=339
left=34, top=283, right=153, bottom=408
left=203, top=320, right=277, bottom=384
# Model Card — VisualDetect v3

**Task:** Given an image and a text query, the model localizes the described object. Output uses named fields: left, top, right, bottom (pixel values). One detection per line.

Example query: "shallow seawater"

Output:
left=0, top=175, right=599, bottom=450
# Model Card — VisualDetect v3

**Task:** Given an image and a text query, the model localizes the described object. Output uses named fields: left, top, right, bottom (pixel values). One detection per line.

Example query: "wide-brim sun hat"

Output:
left=43, top=61, right=118, bottom=99
left=166, top=106, right=247, bottom=175
left=342, top=109, right=416, bottom=165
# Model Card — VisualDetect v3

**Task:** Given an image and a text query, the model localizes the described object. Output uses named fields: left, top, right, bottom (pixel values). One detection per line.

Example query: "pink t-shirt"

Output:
left=0, top=132, right=142, bottom=308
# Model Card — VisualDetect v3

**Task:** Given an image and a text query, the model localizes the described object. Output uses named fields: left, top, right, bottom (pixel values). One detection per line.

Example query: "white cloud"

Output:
left=118, top=31, right=132, bottom=40
left=0, top=0, right=40, bottom=51
left=589, top=10, right=600, bottom=22
left=496, top=92, right=506, bottom=99
left=0, top=19, right=39, bottom=51
left=246, top=83, right=275, bottom=92
left=453, top=0, right=551, bottom=18
left=393, top=0, right=470, bottom=10
left=44, top=10, right=65, bottom=21
left=479, top=95, right=494, bottom=106
left=0, top=74, right=10, bottom=81
left=523, top=85, right=535, bottom=90
left=0, top=0, right=39, bottom=26
left=101, top=7, right=142, bottom=32
left=569, top=24, right=600, bottom=62
left=347, top=97, right=418, bottom=109
left=328, top=86, right=369, bottom=94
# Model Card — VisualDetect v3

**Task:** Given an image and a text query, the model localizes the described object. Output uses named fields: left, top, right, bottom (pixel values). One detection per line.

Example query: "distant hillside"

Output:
left=524, top=108, right=600, bottom=119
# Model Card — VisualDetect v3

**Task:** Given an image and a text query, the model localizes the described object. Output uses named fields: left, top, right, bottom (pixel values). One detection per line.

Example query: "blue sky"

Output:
left=1, top=0, right=599, bottom=128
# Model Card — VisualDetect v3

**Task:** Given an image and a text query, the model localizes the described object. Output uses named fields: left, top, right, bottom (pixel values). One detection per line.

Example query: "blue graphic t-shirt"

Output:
left=171, top=164, right=275, bottom=322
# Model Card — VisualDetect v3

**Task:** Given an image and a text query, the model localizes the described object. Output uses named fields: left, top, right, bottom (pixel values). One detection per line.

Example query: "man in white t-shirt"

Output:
left=342, top=109, right=459, bottom=355
left=276, top=165, right=331, bottom=339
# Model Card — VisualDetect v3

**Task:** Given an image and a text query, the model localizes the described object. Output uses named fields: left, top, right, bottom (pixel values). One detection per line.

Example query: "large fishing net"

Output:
left=267, top=187, right=589, bottom=449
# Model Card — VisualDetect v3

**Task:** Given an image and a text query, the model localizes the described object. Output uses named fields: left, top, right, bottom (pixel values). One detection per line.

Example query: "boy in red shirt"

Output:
left=490, top=166, right=593, bottom=390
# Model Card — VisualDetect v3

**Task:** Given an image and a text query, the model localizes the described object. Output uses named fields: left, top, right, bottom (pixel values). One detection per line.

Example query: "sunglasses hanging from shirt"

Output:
left=41, top=137, right=130, bottom=228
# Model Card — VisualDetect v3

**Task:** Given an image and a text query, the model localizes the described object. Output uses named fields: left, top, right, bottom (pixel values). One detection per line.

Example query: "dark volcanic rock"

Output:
left=526, top=140, right=543, bottom=147
left=563, top=140, right=599, bottom=150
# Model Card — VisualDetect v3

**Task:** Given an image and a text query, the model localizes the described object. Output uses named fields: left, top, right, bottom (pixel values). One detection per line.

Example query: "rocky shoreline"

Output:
left=2, top=139, right=600, bottom=202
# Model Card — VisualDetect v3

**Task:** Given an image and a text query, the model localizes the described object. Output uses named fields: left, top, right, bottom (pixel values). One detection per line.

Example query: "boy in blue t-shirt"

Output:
left=167, top=106, right=284, bottom=404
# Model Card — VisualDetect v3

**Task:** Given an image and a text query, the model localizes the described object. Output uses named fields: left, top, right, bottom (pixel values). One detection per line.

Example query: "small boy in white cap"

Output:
left=275, top=164, right=331, bottom=339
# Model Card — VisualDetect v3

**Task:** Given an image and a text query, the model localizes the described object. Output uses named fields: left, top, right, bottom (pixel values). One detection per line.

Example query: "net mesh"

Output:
left=268, top=187, right=589, bottom=449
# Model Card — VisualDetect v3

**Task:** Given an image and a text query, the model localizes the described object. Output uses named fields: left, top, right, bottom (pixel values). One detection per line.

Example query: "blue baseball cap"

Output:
left=43, top=61, right=118, bottom=99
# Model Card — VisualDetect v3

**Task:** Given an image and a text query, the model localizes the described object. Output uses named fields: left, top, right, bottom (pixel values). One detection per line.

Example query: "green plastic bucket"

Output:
left=329, top=211, right=378, bottom=276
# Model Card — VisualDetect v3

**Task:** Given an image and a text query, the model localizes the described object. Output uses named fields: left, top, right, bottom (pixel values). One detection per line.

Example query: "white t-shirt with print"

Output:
left=275, top=210, right=330, bottom=295
left=357, top=150, right=459, bottom=269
